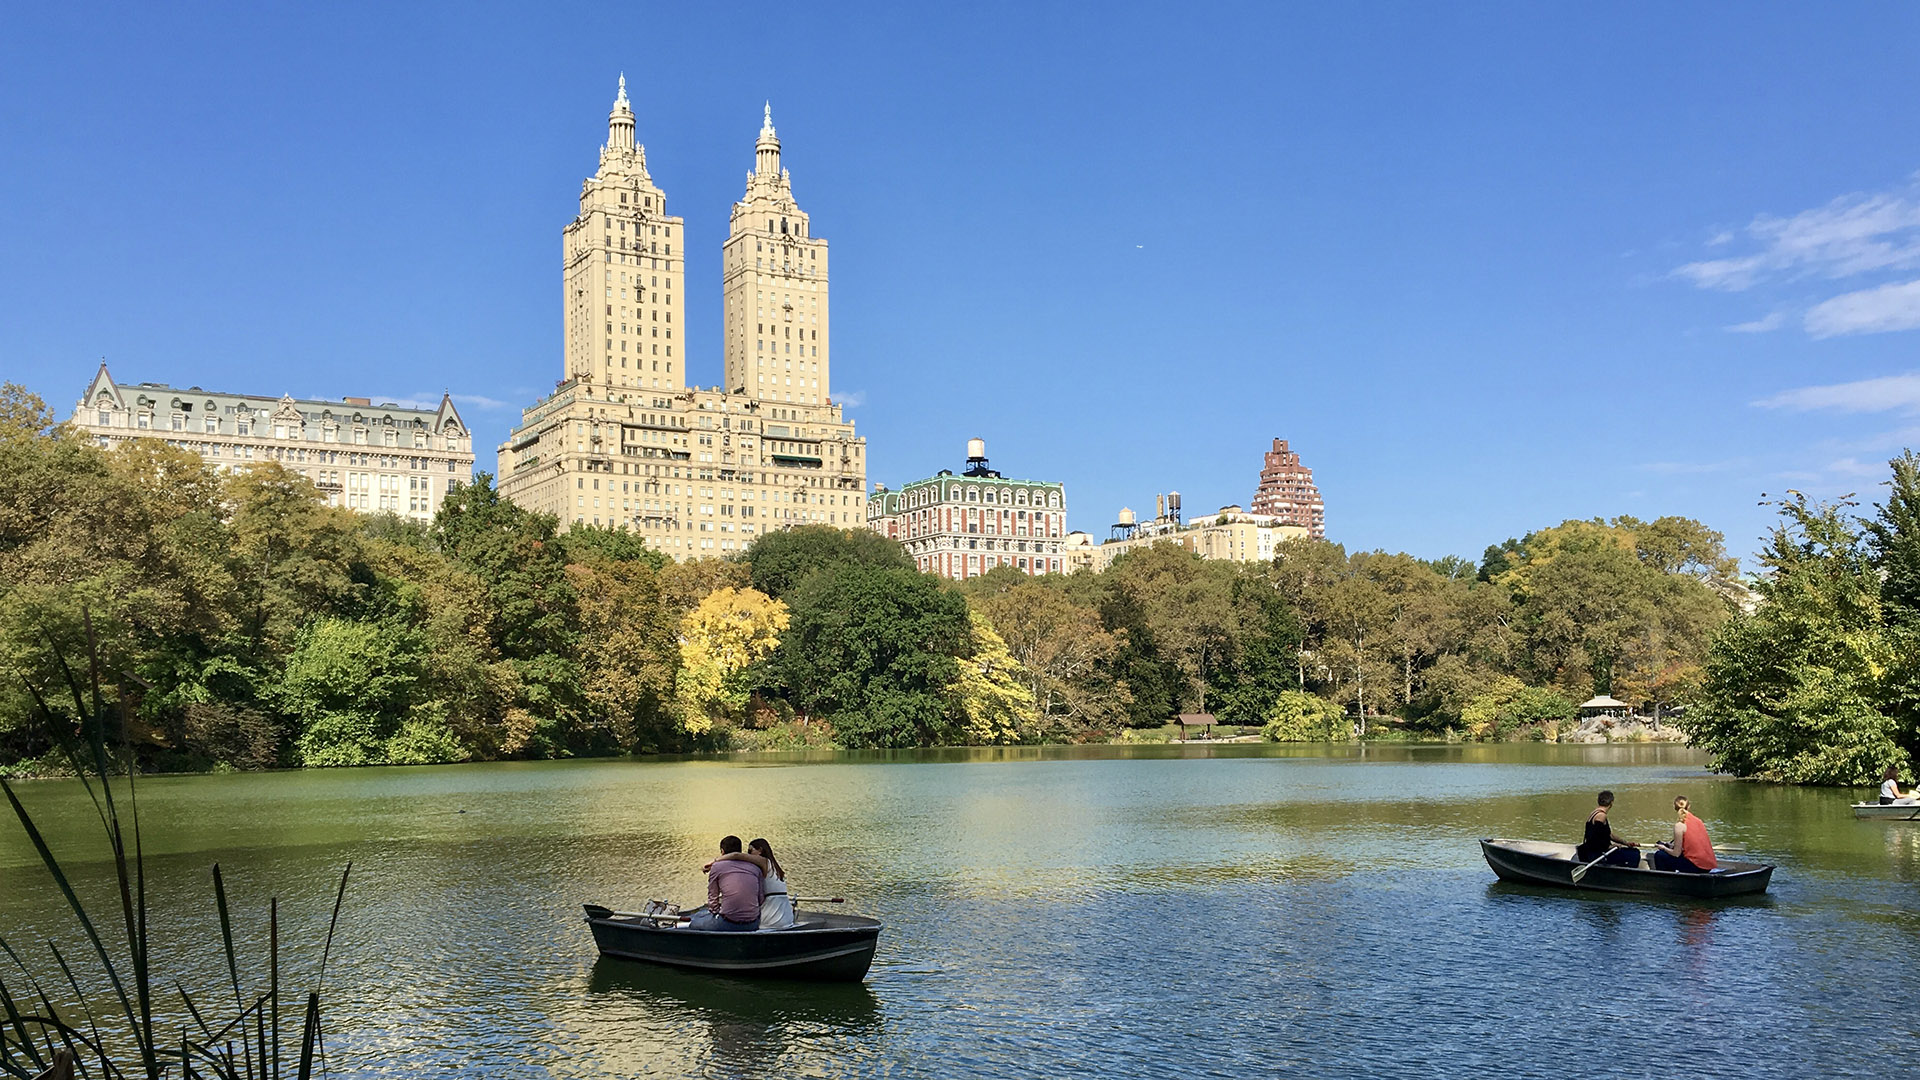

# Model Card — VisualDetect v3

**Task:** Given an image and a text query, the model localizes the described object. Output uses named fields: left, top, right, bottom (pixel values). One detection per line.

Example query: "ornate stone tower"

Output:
left=561, top=75, right=687, bottom=394
left=722, top=104, right=830, bottom=404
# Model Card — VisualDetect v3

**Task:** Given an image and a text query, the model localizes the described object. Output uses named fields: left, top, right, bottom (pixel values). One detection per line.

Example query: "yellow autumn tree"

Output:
left=676, top=586, right=789, bottom=734
left=949, top=610, right=1039, bottom=744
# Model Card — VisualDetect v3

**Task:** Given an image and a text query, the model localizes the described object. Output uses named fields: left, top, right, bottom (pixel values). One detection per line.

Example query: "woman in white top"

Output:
left=1882, top=766, right=1917, bottom=805
left=749, top=838, right=794, bottom=929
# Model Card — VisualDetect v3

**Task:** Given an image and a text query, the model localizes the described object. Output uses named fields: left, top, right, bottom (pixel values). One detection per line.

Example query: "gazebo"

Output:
left=1176, top=713, right=1217, bottom=740
left=1578, top=695, right=1630, bottom=719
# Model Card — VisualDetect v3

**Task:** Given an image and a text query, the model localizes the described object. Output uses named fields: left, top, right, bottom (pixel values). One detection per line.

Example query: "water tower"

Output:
left=1111, top=506, right=1138, bottom=541
left=962, top=437, right=1000, bottom=478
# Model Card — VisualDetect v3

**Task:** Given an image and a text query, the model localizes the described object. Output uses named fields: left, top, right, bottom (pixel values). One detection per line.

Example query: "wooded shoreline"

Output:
left=4, top=383, right=1916, bottom=785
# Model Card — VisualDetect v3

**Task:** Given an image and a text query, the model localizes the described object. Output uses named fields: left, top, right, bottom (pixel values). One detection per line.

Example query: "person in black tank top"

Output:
left=1575, top=790, right=1641, bottom=867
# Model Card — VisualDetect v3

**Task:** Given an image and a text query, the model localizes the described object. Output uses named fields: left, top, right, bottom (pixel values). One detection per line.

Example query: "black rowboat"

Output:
left=1479, top=838, right=1775, bottom=898
left=583, top=904, right=882, bottom=982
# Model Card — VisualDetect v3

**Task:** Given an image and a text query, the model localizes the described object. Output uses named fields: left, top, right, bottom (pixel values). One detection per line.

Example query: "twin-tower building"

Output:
left=496, top=79, right=865, bottom=556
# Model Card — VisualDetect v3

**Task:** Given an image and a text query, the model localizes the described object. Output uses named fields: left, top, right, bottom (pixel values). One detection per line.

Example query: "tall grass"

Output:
left=1, top=618, right=350, bottom=1080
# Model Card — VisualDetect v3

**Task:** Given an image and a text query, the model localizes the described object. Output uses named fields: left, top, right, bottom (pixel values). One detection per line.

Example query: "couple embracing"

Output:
left=690, top=835, right=794, bottom=932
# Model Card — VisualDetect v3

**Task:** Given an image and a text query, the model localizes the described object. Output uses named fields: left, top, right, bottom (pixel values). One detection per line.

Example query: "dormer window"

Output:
left=137, top=413, right=150, bottom=429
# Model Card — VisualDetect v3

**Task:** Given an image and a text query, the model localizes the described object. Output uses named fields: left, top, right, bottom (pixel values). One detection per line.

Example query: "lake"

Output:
left=3, top=744, right=1918, bottom=1078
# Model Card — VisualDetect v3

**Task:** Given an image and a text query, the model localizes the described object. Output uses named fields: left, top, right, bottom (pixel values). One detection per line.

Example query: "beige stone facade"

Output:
left=562, top=75, right=686, bottom=394
left=70, top=364, right=474, bottom=521
left=866, top=442, right=1068, bottom=580
left=1067, top=504, right=1308, bottom=573
left=498, top=83, right=866, bottom=555
left=724, top=105, right=829, bottom=404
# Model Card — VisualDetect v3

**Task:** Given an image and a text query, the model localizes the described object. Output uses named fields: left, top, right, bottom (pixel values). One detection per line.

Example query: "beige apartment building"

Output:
left=70, top=363, right=474, bottom=520
left=867, top=440, right=1068, bottom=580
left=497, top=82, right=865, bottom=556
left=1065, top=499, right=1308, bottom=573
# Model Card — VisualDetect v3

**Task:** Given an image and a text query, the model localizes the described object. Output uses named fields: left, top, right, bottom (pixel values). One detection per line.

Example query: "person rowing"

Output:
left=1574, top=790, right=1641, bottom=868
left=1650, top=795, right=1717, bottom=874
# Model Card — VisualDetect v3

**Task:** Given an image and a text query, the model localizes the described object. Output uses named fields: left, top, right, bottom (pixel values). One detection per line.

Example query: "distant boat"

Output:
left=583, top=903, right=881, bottom=981
left=1852, top=802, right=1920, bottom=821
left=1479, top=839, right=1775, bottom=898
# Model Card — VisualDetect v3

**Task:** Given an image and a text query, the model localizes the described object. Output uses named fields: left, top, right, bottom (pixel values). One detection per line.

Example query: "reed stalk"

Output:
left=1, top=615, right=350, bottom=1080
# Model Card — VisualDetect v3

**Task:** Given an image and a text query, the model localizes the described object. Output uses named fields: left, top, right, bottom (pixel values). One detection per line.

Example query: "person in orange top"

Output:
left=1651, top=795, right=1717, bottom=874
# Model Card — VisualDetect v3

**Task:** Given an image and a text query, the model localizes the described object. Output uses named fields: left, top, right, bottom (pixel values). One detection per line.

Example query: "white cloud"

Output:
left=1673, top=183, right=1920, bottom=291
left=834, top=390, right=867, bottom=408
left=1753, top=372, right=1920, bottom=414
left=1639, top=459, right=1742, bottom=475
left=367, top=395, right=439, bottom=410
left=370, top=391, right=510, bottom=411
left=1826, top=456, right=1888, bottom=478
left=1725, top=312, right=1785, bottom=333
left=1804, top=278, right=1920, bottom=337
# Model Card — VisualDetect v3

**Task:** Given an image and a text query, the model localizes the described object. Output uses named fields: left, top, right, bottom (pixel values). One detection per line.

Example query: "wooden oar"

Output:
left=791, top=896, right=845, bottom=904
left=1568, top=847, right=1622, bottom=884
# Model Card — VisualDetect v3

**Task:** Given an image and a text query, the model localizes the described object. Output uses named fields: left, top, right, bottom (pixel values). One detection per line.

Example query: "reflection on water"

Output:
left=2, top=744, right=1919, bottom=1078
left=578, top=959, right=882, bottom=1078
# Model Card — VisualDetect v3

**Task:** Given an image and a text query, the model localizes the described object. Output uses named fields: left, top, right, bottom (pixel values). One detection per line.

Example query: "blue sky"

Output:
left=6, top=3, right=1920, bottom=567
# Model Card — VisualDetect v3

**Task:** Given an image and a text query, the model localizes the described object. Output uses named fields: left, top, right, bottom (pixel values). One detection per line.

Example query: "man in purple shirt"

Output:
left=688, top=835, right=762, bottom=931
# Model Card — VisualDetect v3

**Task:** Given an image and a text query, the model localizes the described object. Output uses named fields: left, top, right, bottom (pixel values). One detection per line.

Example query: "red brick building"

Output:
left=1251, top=438, right=1325, bottom=539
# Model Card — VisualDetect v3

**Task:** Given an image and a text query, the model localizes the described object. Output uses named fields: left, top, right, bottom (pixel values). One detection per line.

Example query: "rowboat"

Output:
left=1852, top=802, right=1920, bottom=821
left=583, top=903, right=882, bottom=982
left=1479, top=839, right=1775, bottom=898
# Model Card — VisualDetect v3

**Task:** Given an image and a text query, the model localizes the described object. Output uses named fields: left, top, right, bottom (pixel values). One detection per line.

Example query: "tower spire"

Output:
left=607, top=74, right=635, bottom=153
left=754, top=100, right=781, bottom=177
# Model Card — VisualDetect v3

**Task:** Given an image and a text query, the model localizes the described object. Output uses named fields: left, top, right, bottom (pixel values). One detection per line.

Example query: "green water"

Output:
left=2, top=743, right=1917, bottom=1078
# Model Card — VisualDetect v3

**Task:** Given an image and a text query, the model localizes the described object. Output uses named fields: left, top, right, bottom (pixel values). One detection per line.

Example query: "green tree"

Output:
left=971, top=578, right=1130, bottom=738
left=772, top=563, right=971, bottom=747
left=1262, top=690, right=1351, bottom=742
left=1691, top=494, right=1905, bottom=783
left=1103, top=544, right=1241, bottom=714
left=560, top=522, right=669, bottom=568
left=430, top=474, right=580, bottom=756
left=567, top=554, right=679, bottom=751
left=1455, top=676, right=1571, bottom=739
left=279, top=618, right=465, bottom=766
left=744, top=524, right=914, bottom=599
left=1206, top=567, right=1304, bottom=725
